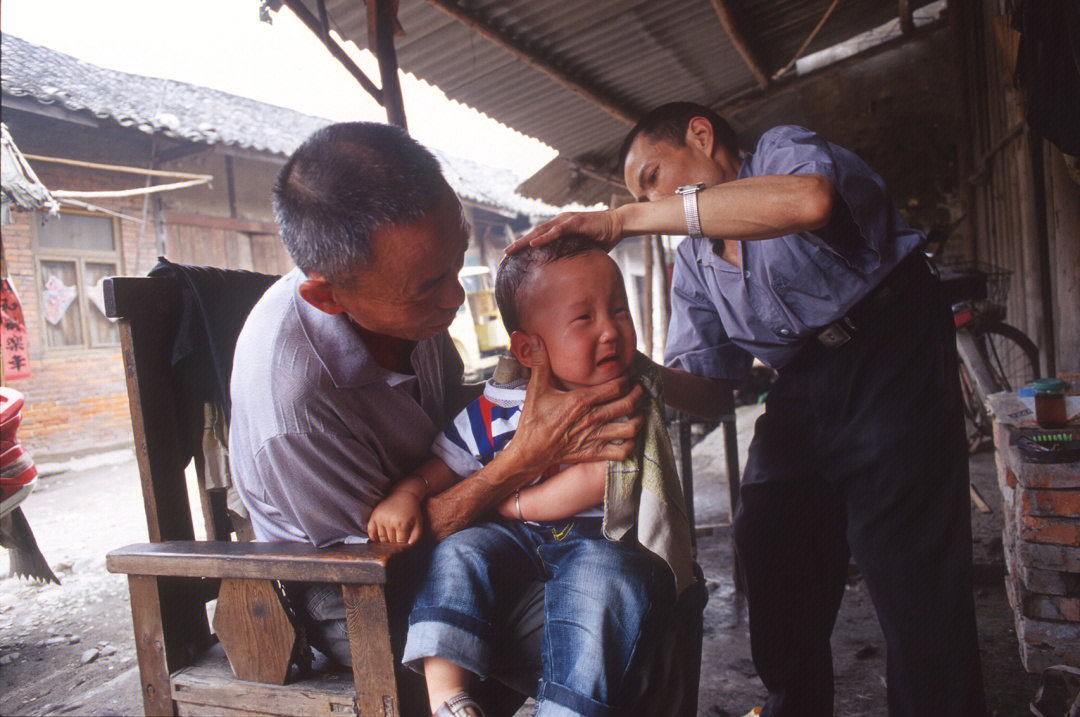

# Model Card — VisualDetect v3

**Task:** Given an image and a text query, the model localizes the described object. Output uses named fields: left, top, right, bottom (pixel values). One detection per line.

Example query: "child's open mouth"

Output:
left=596, top=355, right=619, bottom=367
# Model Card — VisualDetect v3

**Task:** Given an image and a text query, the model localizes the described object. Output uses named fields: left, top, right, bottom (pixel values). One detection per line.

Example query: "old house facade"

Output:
left=1, top=34, right=556, bottom=459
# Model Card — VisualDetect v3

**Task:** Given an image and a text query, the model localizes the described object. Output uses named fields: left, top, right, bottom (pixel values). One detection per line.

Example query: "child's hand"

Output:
left=367, top=490, right=424, bottom=544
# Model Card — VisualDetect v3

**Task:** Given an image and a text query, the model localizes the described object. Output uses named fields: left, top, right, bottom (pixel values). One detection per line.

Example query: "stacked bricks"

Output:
left=993, top=421, right=1080, bottom=673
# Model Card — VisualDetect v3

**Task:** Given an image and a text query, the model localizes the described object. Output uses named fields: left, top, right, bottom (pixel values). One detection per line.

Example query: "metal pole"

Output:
left=678, top=414, right=696, bottom=552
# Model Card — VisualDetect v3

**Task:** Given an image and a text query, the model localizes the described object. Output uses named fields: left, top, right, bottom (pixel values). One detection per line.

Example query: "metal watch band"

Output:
left=676, top=183, right=706, bottom=239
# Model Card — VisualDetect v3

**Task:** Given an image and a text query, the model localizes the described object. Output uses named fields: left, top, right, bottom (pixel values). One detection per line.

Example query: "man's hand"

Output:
left=509, top=336, right=643, bottom=474
left=367, top=489, right=424, bottom=544
left=505, top=209, right=625, bottom=254
left=425, top=336, right=642, bottom=541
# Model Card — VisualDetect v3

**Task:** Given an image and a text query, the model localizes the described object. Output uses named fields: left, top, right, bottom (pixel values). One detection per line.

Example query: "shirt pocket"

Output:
left=768, top=241, right=854, bottom=329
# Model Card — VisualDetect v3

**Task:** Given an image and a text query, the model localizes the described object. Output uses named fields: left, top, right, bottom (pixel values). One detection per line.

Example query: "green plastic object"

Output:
left=1031, top=378, right=1068, bottom=394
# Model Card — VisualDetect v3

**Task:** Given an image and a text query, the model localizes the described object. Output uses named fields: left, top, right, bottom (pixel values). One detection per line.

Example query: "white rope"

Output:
left=51, top=177, right=211, bottom=199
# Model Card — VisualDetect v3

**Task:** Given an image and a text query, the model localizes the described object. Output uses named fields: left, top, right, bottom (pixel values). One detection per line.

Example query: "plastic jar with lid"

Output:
left=1032, top=378, right=1068, bottom=429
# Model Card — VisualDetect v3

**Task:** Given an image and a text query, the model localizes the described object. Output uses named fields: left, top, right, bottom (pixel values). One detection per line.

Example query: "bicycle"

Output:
left=928, top=253, right=1041, bottom=450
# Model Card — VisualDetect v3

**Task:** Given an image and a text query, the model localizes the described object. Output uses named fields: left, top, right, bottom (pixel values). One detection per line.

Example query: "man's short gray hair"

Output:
left=273, top=122, right=452, bottom=285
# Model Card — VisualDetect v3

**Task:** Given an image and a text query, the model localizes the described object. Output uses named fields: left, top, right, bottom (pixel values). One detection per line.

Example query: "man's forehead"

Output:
left=624, top=134, right=674, bottom=186
left=354, top=199, right=467, bottom=292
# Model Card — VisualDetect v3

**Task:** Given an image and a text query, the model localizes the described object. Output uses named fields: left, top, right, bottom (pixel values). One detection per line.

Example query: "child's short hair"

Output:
left=495, top=235, right=604, bottom=333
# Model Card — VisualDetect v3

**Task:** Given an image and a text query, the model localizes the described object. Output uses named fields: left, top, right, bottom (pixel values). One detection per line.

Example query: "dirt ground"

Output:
left=0, top=422, right=1042, bottom=716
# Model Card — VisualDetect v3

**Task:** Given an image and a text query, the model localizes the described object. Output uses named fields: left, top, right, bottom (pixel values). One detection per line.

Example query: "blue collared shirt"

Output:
left=664, top=125, right=924, bottom=377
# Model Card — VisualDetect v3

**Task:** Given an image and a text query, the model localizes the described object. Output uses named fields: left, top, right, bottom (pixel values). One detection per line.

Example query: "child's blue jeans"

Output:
left=402, top=518, right=668, bottom=717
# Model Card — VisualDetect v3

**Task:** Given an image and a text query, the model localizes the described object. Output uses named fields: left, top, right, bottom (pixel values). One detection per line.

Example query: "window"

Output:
left=35, top=212, right=122, bottom=349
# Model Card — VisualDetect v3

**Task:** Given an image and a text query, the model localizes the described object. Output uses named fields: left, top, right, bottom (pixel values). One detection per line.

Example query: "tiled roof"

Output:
left=0, top=33, right=559, bottom=218
left=1, top=123, right=58, bottom=220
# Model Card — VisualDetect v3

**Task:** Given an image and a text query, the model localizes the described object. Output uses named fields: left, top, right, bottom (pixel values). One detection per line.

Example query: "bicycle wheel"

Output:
left=977, top=322, right=1040, bottom=392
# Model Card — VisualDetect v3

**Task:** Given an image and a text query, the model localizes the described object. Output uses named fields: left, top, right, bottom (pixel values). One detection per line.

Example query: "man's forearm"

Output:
left=660, top=366, right=733, bottom=422
left=617, top=174, right=834, bottom=241
left=424, top=446, right=538, bottom=540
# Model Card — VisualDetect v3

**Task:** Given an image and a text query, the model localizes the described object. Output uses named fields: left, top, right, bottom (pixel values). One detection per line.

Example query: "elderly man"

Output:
left=514, top=102, right=987, bottom=717
left=229, top=122, right=705, bottom=716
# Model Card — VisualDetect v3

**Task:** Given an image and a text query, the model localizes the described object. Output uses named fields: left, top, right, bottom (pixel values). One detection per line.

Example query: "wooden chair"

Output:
left=103, top=274, right=409, bottom=717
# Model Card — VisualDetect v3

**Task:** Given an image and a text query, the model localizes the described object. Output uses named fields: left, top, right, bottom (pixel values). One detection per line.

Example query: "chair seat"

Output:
left=172, top=644, right=357, bottom=717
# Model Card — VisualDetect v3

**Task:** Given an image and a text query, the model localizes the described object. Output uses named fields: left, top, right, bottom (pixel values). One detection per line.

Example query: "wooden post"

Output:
left=709, top=0, right=771, bottom=88
left=1027, top=130, right=1056, bottom=376
left=224, top=155, right=238, bottom=220
left=369, top=0, right=407, bottom=130
left=343, top=584, right=398, bottom=717
left=949, top=0, right=977, bottom=261
left=127, top=576, right=176, bottom=717
left=899, top=0, right=915, bottom=36
left=282, top=0, right=383, bottom=103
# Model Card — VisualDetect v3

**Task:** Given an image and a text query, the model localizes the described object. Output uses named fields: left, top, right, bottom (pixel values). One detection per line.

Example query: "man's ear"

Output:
left=509, top=330, right=534, bottom=368
left=685, top=116, right=716, bottom=159
left=298, top=275, right=347, bottom=315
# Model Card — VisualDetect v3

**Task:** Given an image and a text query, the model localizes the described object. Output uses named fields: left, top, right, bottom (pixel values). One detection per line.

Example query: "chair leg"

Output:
left=343, top=583, right=399, bottom=717
left=128, top=575, right=178, bottom=717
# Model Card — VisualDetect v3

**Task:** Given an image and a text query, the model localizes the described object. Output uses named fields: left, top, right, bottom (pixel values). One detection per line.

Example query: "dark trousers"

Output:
left=733, top=257, right=987, bottom=717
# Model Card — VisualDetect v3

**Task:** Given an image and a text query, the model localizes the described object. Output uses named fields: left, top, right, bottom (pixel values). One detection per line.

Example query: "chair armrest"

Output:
left=106, top=540, right=411, bottom=584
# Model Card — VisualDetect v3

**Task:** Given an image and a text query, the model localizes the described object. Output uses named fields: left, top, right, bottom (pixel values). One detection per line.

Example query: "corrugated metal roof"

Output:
left=288, top=0, right=936, bottom=199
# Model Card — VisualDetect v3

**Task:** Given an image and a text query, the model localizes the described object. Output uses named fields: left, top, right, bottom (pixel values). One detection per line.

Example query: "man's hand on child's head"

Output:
left=367, top=489, right=425, bottom=544
left=511, top=335, right=643, bottom=475
left=506, top=209, right=624, bottom=254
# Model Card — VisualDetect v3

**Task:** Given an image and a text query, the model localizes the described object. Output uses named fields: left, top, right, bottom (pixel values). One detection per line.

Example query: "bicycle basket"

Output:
left=935, top=260, right=1012, bottom=306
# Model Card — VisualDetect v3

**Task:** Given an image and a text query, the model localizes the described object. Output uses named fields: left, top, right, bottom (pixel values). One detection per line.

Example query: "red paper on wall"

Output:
left=1, top=278, right=31, bottom=380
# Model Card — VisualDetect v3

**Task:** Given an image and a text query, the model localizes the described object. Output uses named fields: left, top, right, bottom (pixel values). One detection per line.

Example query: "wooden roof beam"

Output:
left=421, top=0, right=639, bottom=126
left=281, top=0, right=383, bottom=104
left=709, top=0, right=771, bottom=89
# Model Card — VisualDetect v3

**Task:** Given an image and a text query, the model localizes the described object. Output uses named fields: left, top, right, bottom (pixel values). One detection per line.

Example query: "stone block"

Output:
left=1018, top=641, right=1075, bottom=674
left=1016, top=565, right=1080, bottom=597
left=1015, top=616, right=1080, bottom=667
left=1016, top=541, right=1080, bottom=573
left=1016, top=460, right=1080, bottom=491
left=1018, top=486, right=1080, bottom=517
left=1005, top=577, right=1080, bottom=622
left=1018, top=514, right=1080, bottom=546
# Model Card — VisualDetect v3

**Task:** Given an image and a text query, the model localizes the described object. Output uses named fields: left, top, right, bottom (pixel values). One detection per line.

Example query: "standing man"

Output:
left=513, top=102, right=986, bottom=717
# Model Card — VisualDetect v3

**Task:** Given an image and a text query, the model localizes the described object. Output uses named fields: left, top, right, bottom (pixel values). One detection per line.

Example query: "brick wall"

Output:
left=3, top=155, right=154, bottom=459
left=2, top=110, right=286, bottom=459
left=994, top=422, right=1080, bottom=673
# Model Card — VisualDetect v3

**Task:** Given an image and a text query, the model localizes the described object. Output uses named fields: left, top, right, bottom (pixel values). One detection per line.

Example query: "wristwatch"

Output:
left=676, top=182, right=707, bottom=239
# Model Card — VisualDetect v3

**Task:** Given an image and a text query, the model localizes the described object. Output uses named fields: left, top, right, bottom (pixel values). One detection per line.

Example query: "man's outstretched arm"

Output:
left=659, top=365, right=733, bottom=422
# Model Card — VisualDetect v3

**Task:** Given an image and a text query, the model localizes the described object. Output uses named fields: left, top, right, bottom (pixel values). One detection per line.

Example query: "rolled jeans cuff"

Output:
left=402, top=616, right=492, bottom=678
left=536, top=679, right=614, bottom=717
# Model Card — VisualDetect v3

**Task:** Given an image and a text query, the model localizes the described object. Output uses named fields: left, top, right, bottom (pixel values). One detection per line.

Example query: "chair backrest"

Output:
left=106, top=275, right=194, bottom=543
left=104, top=269, right=275, bottom=543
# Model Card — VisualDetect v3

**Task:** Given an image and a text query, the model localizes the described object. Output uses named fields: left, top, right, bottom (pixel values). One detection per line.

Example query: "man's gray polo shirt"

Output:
left=229, top=268, right=472, bottom=546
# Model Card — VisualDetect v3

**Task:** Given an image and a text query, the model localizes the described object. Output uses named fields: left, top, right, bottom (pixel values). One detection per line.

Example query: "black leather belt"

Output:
left=815, top=252, right=926, bottom=348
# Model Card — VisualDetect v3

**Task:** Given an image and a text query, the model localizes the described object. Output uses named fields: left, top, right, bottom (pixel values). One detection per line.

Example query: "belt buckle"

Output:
left=817, top=319, right=853, bottom=348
